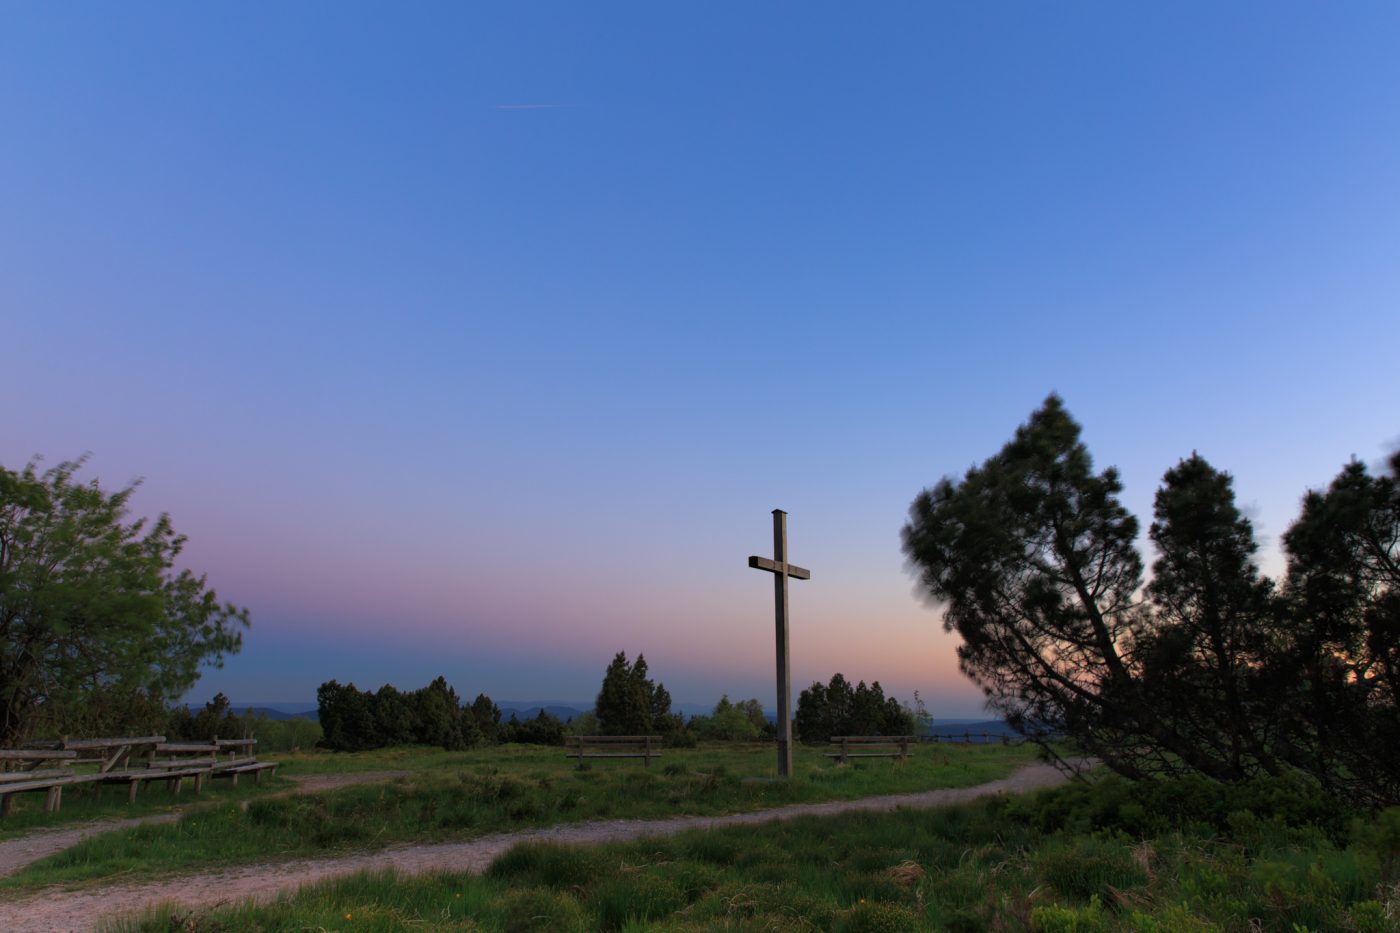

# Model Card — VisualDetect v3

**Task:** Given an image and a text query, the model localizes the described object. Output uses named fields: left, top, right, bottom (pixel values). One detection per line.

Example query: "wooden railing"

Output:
left=920, top=732, right=1025, bottom=745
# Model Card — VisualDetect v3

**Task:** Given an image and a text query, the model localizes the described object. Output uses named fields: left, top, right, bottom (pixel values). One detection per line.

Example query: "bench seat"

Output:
left=826, top=736, right=916, bottom=764
left=565, top=736, right=662, bottom=769
left=0, top=772, right=107, bottom=815
left=212, top=761, right=279, bottom=786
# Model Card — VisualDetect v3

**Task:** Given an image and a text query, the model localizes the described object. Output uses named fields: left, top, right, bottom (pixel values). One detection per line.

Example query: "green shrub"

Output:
left=1008, top=773, right=1353, bottom=841
left=1032, top=835, right=1147, bottom=901
left=492, top=887, right=589, bottom=932
left=1347, top=900, right=1394, bottom=933
left=487, top=842, right=600, bottom=889
left=1030, top=897, right=1107, bottom=933
left=1126, top=904, right=1221, bottom=932
left=587, top=872, right=686, bottom=929
left=841, top=900, right=920, bottom=933
left=1353, top=806, right=1400, bottom=881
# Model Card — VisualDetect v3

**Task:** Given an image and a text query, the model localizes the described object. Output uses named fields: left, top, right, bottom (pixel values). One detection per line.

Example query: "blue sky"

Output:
left=3, top=3, right=1398, bottom=717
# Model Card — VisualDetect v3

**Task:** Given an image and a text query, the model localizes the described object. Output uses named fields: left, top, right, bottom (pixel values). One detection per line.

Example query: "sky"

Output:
left=3, top=3, right=1399, bottom=718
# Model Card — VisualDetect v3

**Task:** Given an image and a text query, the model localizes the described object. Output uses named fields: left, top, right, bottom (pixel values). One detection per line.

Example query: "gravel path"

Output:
left=0, top=771, right=410, bottom=879
left=0, top=761, right=1083, bottom=933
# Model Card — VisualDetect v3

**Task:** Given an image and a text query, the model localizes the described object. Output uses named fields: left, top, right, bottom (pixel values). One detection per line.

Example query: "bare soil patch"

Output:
left=0, top=761, right=1082, bottom=933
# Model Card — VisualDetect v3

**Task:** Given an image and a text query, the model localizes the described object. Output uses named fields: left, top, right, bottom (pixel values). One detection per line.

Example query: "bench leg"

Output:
left=254, top=769, right=264, bottom=786
left=194, top=773, right=206, bottom=793
left=129, top=780, right=141, bottom=804
left=230, top=772, right=239, bottom=787
left=1, top=795, right=13, bottom=818
left=172, top=777, right=184, bottom=796
left=44, top=785, right=62, bottom=814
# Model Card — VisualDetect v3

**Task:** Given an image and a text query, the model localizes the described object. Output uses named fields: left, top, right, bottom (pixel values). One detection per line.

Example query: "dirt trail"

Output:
left=0, top=761, right=1083, bottom=933
left=0, top=771, right=410, bottom=880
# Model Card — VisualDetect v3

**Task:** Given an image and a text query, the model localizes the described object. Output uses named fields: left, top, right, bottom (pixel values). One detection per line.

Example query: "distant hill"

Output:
left=499, top=705, right=586, bottom=723
left=927, top=719, right=1019, bottom=737
left=232, top=706, right=319, bottom=721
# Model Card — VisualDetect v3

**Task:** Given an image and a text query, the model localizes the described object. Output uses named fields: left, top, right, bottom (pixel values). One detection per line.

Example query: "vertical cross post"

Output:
left=748, top=509, right=811, bottom=778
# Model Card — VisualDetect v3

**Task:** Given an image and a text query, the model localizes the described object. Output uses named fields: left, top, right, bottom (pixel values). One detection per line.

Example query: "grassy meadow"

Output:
left=0, top=772, right=295, bottom=842
left=4, top=741, right=1033, bottom=890
left=109, top=774, right=1400, bottom=933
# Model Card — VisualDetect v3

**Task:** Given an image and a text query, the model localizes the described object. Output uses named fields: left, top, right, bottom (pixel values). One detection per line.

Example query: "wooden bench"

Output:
left=214, top=738, right=258, bottom=765
left=100, top=766, right=219, bottom=801
left=0, top=734, right=279, bottom=816
left=0, top=772, right=108, bottom=815
left=0, top=749, right=79, bottom=816
left=565, top=735, right=662, bottom=769
left=213, top=761, right=279, bottom=786
left=61, top=736, right=165, bottom=773
left=825, top=735, right=917, bottom=764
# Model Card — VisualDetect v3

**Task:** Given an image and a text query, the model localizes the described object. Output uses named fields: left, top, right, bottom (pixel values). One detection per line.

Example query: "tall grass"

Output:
left=0, top=772, right=292, bottom=842
left=7, top=741, right=1031, bottom=889
left=110, top=774, right=1400, bottom=932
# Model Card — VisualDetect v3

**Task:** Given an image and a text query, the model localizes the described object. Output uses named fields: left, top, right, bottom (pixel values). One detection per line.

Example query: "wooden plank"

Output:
left=104, top=767, right=211, bottom=780
left=155, top=743, right=220, bottom=754
left=0, top=769, right=73, bottom=783
left=0, top=749, right=77, bottom=760
left=145, top=758, right=218, bottom=769
left=215, top=739, right=257, bottom=748
left=59, top=736, right=164, bottom=750
left=0, top=773, right=106, bottom=794
left=101, top=745, right=131, bottom=773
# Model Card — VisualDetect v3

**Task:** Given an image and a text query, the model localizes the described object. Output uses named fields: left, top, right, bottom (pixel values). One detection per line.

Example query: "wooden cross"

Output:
left=748, top=509, right=810, bottom=778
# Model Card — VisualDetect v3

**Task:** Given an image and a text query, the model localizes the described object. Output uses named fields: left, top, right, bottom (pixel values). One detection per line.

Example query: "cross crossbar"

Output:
left=747, top=555, right=811, bottom=579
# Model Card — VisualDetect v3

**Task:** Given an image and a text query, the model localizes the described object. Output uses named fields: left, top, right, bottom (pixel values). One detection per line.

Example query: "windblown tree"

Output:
left=902, top=397, right=1400, bottom=804
left=1134, top=454, right=1286, bottom=780
left=1279, top=452, right=1400, bottom=805
left=0, top=459, right=248, bottom=745
left=900, top=397, right=1163, bottom=775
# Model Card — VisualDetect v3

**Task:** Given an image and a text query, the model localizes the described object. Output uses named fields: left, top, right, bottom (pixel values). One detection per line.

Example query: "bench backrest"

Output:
left=566, top=735, right=663, bottom=746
